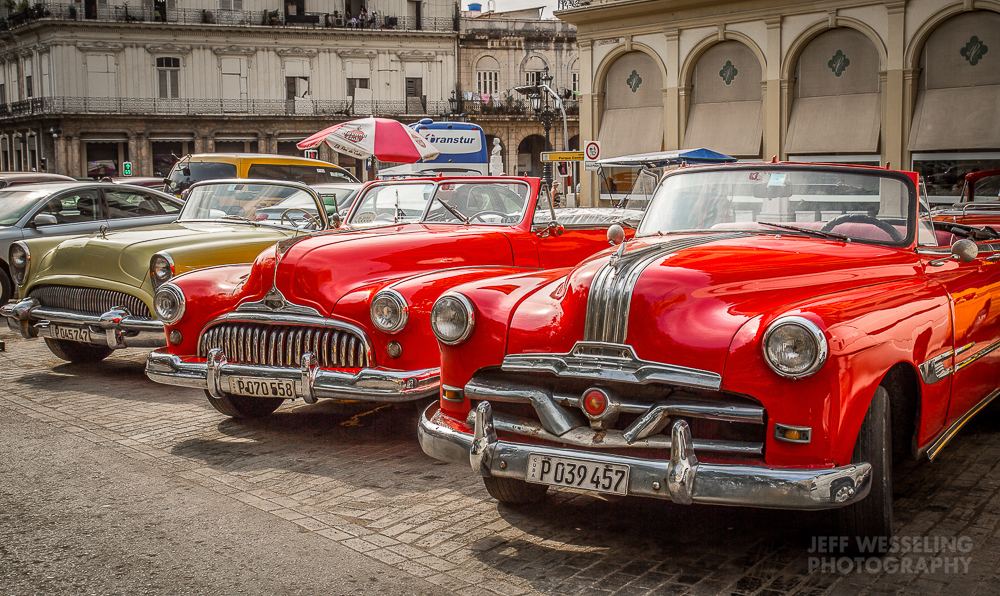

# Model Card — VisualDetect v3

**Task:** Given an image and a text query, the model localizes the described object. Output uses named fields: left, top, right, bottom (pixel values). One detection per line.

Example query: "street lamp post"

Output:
left=514, top=69, right=568, bottom=197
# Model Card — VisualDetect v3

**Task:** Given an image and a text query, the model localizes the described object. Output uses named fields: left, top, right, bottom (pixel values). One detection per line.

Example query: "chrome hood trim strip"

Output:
left=583, top=233, right=749, bottom=344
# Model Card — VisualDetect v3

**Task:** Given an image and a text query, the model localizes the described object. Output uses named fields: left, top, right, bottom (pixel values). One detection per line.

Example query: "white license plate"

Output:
left=525, top=454, right=629, bottom=495
left=228, top=377, right=296, bottom=398
left=50, top=325, right=89, bottom=342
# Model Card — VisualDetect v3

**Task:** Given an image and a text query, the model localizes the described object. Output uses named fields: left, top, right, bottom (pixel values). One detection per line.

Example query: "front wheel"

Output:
left=44, top=338, right=114, bottom=363
left=204, top=389, right=283, bottom=419
left=835, top=385, right=893, bottom=551
left=483, top=476, right=548, bottom=504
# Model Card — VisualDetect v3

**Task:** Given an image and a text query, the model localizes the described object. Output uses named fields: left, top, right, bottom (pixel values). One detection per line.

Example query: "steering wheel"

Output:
left=469, top=210, right=508, bottom=222
left=280, top=208, right=320, bottom=230
left=821, top=213, right=904, bottom=242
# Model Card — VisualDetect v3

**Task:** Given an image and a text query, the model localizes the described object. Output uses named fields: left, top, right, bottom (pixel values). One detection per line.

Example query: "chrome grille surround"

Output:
left=28, top=285, right=151, bottom=320
left=583, top=234, right=748, bottom=343
left=197, top=314, right=373, bottom=369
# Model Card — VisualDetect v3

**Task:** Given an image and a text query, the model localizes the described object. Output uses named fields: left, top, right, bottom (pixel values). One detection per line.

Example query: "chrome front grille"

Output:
left=28, top=285, right=151, bottom=320
left=198, top=322, right=371, bottom=369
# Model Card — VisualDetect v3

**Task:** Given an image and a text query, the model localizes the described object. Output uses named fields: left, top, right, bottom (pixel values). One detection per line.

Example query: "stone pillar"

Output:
left=882, top=1, right=908, bottom=169
left=69, top=136, right=82, bottom=178
left=54, top=134, right=67, bottom=176
left=127, top=133, right=139, bottom=175
left=763, top=17, right=782, bottom=161
left=663, top=30, right=681, bottom=150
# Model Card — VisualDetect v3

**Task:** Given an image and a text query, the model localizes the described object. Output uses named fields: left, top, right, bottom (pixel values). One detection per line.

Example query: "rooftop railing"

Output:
left=459, top=18, right=576, bottom=36
left=0, top=2, right=457, bottom=32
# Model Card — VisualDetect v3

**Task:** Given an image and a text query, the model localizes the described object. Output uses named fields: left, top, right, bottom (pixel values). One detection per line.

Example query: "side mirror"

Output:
left=329, top=212, right=341, bottom=228
left=607, top=224, right=625, bottom=246
left=930, top=238, right=979, bottom=266
left=33, top=213, right=58, bottom=227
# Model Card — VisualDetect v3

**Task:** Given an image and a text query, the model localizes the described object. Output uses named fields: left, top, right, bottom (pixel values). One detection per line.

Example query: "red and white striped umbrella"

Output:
left=296, top=117, right=440, bottom=163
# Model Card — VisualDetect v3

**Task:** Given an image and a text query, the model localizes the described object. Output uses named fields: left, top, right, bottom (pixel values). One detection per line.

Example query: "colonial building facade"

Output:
left=557, top=0, right=1000, bottom=204
left=0, top=1, right=580, bottom=181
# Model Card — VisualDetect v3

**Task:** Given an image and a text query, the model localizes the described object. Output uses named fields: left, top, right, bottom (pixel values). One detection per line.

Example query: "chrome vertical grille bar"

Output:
left=198, top=321, right=373, bottom=369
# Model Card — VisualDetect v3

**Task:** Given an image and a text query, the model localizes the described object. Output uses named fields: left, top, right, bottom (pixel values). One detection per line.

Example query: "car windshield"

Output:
left=178, top=182, right=325, bottom=229
left=637, top=167, right=926, bottom=246
left=165, top=161, right=238, bottom=195
left=348, top=180, right=531, bottom=226
left=0, top=189, right=51, bottom=226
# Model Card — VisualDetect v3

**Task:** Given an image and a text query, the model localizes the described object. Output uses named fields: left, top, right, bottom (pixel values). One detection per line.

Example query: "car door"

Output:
left=527, top=191, right=619, bottom=269
left=20, top=188, right=109, bottom=241
left=103, top=188, right=181, bottom=231
left=923, top=242, right=1000, bottom=426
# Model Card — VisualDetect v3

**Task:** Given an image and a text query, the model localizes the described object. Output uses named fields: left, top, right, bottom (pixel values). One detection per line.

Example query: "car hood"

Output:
left=263, top=223, right=517, bottom=314
left=30, top=222, right=291, bottom=288
left=507, top=232, right=921, bottom=375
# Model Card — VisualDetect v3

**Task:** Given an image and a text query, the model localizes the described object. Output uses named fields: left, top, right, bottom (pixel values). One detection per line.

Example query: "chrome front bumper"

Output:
left=418, top=401, right=873, bottom=510
left=1, top=297, right=165, bottom=349
left=146, top=347, right=440, bottom=403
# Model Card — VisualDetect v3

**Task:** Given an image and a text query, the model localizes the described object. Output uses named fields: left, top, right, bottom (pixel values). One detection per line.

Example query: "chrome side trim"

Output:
left=501, top=341, right=722, bottom=391
left=919, top=348, right=955, bottom=384
left=146, top=348, right=439, bottom=403
left=418, top=402, right=872, bottom=511
left=465, top=406, right=763, bottom=454
left=583, top=234, right=748, bottom=344
left=923, top=387, right=1000, bottom=461
left=953, top=339, right=1000, bottom=373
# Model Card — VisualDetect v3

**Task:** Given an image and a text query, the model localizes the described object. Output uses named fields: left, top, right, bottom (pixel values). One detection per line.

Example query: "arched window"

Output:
left=683, top=41, right=762, bottom=158
left=522, top=56, right=547, bottom=85
left=598, top=51, right=663, bottom=159
left=476, top=56, right=500, bottom=95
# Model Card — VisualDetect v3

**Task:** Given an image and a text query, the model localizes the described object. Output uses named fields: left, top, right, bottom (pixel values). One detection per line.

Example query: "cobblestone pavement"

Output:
left=2, top=334, right=1000, bottom=596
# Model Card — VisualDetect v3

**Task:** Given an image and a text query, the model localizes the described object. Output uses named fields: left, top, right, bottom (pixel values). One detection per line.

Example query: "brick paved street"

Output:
left=2, top=333, right=1000, bottom=596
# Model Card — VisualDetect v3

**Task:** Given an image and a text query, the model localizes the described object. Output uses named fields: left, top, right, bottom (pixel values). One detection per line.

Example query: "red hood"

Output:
left=263, top=224, right=516, bottom=314
left=507, top=233, right=921, bottom=374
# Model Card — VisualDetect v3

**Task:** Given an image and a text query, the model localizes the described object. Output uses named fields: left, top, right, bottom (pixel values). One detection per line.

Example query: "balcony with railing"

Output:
left=459, top=17, right=575, bottom=37
left=457, top=97, right=580, bottom=118
left=0, top=96, right=454, bottom=119
left=0, top=2, right=456, bottom=32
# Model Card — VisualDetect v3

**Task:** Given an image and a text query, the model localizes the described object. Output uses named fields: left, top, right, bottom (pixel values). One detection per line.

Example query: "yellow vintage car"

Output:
left=163, top=153, right=358, bottom=196
left=2, top=179, right=337, bottom=363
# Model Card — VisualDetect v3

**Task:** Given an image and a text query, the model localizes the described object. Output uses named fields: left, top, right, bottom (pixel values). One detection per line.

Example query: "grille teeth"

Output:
left=28, top=285, right=151, bottom=320
left=199, top=322, right=369, bottom=369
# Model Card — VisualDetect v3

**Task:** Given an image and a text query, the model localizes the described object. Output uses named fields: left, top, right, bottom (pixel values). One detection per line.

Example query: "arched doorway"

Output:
left=598, top=51, right=663, bottom=160
left=683, top=41, right=762, bottom=158
left=517, top=135, right=545, bottom=177
left=785, top=28, right=881, bottom=162
left=909, top=11, right=1000, bottom=200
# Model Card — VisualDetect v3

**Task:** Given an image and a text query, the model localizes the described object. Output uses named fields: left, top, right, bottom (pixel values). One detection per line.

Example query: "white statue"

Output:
left=489, top=138, right=504, bottom=176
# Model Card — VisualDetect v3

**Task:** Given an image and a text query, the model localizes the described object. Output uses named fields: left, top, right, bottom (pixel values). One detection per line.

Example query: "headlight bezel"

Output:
left=153, top=283, right=186, bottom=325
left=370, top=289, right=409, bottom=334
left=150, top=252, right=175, bottom=290
left=430, top=292, right=476, bottom=346
left=9, top=241, right=29, bottom=287
left=761, top=315, right=828, bottom=379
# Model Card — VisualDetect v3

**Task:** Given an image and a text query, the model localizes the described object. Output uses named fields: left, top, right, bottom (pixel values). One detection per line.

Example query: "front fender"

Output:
left=724, top=278, right=951, bottom=468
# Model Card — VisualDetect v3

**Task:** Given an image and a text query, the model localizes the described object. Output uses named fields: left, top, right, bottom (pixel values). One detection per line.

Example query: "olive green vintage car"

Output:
left=1, top=179, right=339, bottom=363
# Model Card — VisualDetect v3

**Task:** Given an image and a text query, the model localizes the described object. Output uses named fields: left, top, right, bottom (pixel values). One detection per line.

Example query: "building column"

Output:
left=127, top=133, right=139, bottom=175
left=763, top=16, right=782, bottom=161
left=69, top=136, right=82, bottom=178
left=53, top=134, right=67, bottom=176
left=882, top=1, right=907, bottom=169
left=663, top=30, right=680, bottom=150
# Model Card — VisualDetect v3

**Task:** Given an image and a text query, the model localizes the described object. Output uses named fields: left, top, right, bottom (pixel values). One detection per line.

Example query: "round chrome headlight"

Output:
left=762, top=316, right=828, bottom=379
left=430, top=293, right=475, bottom=346
left=153, top=283, right=186, bottom=325
left=150, top=252, right=174, bottom=289
left=9, top=242, right=29, bottom=286
left=370, top=289, right=408, bottom=334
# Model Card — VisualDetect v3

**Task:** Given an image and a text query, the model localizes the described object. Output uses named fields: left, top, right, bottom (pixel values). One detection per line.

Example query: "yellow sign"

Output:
left=540, top=151, right=585, bottom=162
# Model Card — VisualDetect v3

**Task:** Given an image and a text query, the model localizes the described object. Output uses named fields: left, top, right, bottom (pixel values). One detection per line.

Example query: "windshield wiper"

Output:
left=758, top=221, right=849, bottom=242
left=219, top=214, right=260, bottom=227
left=435, top=197, right=469, bottom=225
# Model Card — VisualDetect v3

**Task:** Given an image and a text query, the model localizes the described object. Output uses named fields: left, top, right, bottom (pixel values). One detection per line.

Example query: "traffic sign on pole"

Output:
left=583, top=141, right=601, bottom=171
left=540, top=151, right=585, bottom=162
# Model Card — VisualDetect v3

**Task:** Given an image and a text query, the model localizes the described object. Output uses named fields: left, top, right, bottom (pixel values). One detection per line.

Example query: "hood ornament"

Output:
left=607, top=224, right=627, bottom=268
left=98, top=224, right=109, bottom=239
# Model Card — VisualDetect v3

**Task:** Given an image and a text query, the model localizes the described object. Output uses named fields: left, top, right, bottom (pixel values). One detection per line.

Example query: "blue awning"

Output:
left=595, top=148, right=736, bottom=168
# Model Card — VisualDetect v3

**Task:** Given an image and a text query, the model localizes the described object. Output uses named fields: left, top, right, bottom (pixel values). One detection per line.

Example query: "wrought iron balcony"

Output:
left=0, top=2, right=457, bottom=32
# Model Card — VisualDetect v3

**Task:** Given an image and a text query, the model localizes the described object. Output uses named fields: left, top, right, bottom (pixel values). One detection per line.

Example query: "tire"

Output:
left=483, top=476, right=548, bottom=505
left=43, top=338, right=114, bottom=364
left=204, top=389, right=284, bottom=419
left=0, top=267, right=12, bottom=305
left=835, top=385, right=893, bottom=552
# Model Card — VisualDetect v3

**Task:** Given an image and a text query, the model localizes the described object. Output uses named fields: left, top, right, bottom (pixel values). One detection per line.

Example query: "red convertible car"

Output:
left=419, top=163, right=1000, bottom=545
left=145, top=177, right=641, bottom=418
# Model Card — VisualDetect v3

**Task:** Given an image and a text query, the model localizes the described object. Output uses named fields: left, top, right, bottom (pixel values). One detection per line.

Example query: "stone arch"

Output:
left=679, top=31, right=766, bottom=91
left=904, top=2, right=1000, bottom=70
left=516, top=133, right=546, bottom=177
left=593, top=42, right=667, bottom=98
left=781, top=18, right=887, bottom=80
left=518, top=52, right=549, bottom=74
left=595, top=50, right=665, bottom=158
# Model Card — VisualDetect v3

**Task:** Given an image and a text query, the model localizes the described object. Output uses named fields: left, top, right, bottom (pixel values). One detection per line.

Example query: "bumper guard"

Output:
left=146, top=347, right=440, bottom=403
left=418, top=401, right=873, bottom=510
left=1, top=297, right=165, bottom=349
